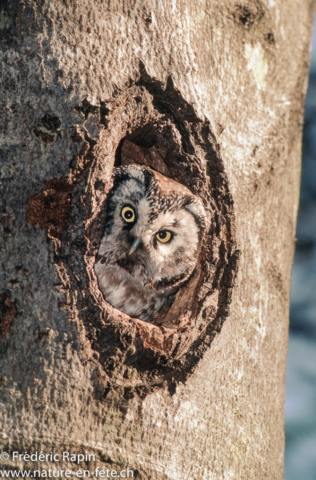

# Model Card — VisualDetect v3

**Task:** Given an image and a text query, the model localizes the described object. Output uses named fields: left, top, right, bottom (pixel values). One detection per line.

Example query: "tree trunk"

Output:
left=0, top=1, right=314, bottom=478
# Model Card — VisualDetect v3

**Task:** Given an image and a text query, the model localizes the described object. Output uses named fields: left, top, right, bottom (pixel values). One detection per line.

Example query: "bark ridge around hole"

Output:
left=27, top=66, right=239, bottom=397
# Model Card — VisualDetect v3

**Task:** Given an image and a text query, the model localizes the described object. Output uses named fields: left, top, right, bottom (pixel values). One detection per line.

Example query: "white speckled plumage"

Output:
left=94, top=165, right=207, bottom=322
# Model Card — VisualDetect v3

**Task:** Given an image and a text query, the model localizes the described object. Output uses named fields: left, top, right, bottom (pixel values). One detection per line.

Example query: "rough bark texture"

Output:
left=0, top=0, right=314, bottom=478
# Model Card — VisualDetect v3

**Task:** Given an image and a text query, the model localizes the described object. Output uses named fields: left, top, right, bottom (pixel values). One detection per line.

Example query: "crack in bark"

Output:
left=0, top=292, right=17, bottom=339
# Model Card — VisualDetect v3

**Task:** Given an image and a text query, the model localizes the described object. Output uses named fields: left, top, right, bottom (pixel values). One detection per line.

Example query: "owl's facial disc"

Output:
left=129, top=229, right=173, bottom=255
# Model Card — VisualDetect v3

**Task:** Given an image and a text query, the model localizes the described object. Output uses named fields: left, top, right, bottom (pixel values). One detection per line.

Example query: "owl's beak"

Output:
left=129, top=237, right=142, bottom=255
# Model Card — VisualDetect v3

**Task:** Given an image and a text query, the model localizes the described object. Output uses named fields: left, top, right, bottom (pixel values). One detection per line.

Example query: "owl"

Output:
left=94, top=165, right=207, bottom=322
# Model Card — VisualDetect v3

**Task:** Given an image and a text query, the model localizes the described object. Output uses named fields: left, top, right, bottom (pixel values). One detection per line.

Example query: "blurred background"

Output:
left=284, top=12, right=316, bottom=480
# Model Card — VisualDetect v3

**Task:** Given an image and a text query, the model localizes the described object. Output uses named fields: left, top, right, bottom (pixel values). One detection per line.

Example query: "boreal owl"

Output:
left=94, top=165, right=207, bottom=322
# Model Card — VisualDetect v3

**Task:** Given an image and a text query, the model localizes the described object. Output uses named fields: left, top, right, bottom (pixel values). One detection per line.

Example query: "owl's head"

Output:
left=97, top=165, right=207, bottom=295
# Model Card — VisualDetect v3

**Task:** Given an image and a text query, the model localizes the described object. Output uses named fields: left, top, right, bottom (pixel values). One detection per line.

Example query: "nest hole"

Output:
left=35, top=68, right=239, bottom=396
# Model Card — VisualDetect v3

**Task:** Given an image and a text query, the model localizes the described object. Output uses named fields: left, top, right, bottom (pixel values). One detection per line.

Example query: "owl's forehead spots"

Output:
left=114, top=178, right=145, bottom=205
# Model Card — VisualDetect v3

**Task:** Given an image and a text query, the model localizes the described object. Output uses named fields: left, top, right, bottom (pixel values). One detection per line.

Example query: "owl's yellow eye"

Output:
left=156, top=230, right=172, bottom=244
left=121, top=206, right=136, bottom=223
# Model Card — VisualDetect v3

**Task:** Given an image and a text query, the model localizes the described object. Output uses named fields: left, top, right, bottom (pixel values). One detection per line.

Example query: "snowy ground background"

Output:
left=284, top=12, right=316, bottom=480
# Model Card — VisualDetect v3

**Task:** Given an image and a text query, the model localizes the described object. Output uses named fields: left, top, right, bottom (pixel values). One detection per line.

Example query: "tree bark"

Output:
left=0, top=0, right=314, bottom=478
